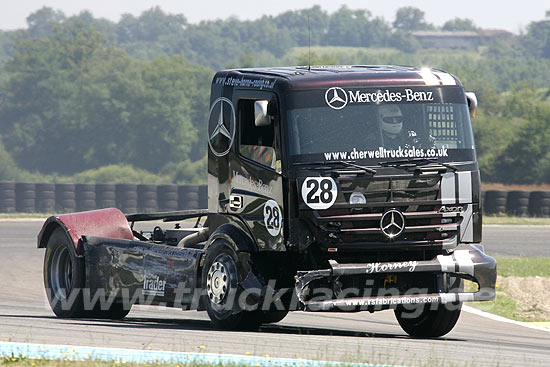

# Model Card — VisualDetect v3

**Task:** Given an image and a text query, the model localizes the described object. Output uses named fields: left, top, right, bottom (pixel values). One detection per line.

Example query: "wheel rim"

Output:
left=50, top=245, right=73, bottom=300
left=206, top=256, right=230, bottom=304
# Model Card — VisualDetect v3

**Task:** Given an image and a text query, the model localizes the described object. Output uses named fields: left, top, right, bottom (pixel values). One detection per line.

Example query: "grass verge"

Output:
left=1, top=358, right=233, bottom=367
left=467, top=257, right=550, bottom=322
left=0, top=213, right=50, bottom=220
left=495, top=257, right=550, bottom=278
left=482, top=216, right=550, bottom=225
left=0, top=356, right=365, bottom=367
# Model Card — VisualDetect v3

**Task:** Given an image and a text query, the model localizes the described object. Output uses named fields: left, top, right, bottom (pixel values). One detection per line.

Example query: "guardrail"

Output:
left=0, top=182, right=549, bottom=217
left=0, top=182, right=207, bottom=214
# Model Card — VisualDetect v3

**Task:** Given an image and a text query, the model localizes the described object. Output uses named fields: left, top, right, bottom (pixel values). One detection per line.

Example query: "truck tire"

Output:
left=202, top=240, right=262, bottom=330
left=43, top=228, right=87, bottom=318
left=87, top=302, right=131, bottom=320
left=44, top=228, right=131, bottom=319
left=257, top=310, right=289, bottom=324
left=395, top=302, right=462, bottom=337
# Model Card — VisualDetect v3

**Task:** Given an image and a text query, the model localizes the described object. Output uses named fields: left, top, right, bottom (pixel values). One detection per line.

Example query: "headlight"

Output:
left=349, top=192, right=366, bottom=205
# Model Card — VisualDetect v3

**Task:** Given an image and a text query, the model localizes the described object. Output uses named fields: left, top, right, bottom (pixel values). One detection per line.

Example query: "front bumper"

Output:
left=295, top=245, right=496, bottom=312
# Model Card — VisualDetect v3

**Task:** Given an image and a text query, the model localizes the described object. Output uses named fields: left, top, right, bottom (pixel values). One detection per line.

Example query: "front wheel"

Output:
left=202, top=240, right=262, bottom=330
left=395, top=302, right=462, bottom=338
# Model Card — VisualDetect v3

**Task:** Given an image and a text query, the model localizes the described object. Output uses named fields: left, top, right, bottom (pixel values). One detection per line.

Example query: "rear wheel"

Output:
left=395, top=302, right=462, bottom=337
left=88, top=302, right=131, bottom=320
left=202, top=240, right=262, bottom=330
left=44, top=228, right=87, bottom=318
left=44, top=227, right=131, bottom=319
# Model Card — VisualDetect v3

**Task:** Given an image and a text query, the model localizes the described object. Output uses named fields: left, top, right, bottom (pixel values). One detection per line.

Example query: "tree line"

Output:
left=0, top=6, right=548, bottom=184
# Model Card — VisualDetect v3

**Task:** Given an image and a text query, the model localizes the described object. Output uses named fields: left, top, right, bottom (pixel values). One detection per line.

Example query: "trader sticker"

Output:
left=142, top=274, right=166, bottom=297
left=301, top=177, right=338, bottom=210
left=264, top=200, right=282, bottom=236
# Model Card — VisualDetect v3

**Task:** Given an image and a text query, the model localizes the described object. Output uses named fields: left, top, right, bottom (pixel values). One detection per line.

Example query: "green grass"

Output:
left=0, top=213, right=50, bottom=219
left=495, top=257, right=550, bottom=277
left=0, top=357, right=368, bottom=367
left=1, top=358, right=237, bottom=367
left=483, top=216, right=550, bottom=225
left=469, top=293, right=523, bottom=320
left=467, top=257, right=550, bottom=322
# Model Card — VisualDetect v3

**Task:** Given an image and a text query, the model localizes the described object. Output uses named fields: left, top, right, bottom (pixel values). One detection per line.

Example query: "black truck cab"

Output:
left=208, top=66, right=482, bottom=252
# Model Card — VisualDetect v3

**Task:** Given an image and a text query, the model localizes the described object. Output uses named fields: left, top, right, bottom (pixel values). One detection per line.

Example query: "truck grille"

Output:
left=310, top=174, right=461, bottom=247
left=338, top=174, right=441, bottom=205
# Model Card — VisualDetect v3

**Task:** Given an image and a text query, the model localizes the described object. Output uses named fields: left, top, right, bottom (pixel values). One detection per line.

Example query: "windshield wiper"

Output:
left=294, top=160, right=376, bottom=175
left=378, top=157, right=458, bottom=172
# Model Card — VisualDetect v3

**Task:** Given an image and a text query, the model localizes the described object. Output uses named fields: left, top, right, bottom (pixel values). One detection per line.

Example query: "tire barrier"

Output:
left=55, top=183, right=76, bottom=212
left=529, top=191, right=550, bottom=217
left=0, top=181, right=16, bottom=213
left=116, top=183, right=138, bottom=214
left=158, top=184, right=178, bottom=211
left=36, top=183, right=56, bottom=213
left=2, top=183, right=548, bottom=217
left=483, top=190, right=508, bottom=215
left=199, top=185, right=208, bottom=209
left=76, top=183, right=96, bottom=212
left=15, top=182, right=36, bottom=213
left=137, top=184, right=158, bottom=212
left=178, top=185, right=200, bottom=210
left=96, top=184, right=116, bottom=209
left=506, top=190, right=530, bottom=217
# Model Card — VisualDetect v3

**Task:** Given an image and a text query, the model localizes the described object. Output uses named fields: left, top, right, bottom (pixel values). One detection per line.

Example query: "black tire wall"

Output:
left=0, top=181, right=16, bottom=213
left=36, top=183, right=55, bottom=213
left=96, top=184, right=116, bottom=209
left=55, top=184, right=76, bottom=212
left=16, top=182, right=36, bottom=213
left=4, top=185, right=548, bottom=216
left=137, top=184, right=158, bottom=212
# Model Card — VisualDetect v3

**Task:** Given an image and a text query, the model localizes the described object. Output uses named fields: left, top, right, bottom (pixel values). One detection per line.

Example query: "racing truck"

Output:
left=38, top=65, right=496, bottom=337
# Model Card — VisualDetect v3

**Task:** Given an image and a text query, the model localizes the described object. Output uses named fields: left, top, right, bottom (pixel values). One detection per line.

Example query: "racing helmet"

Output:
left=379, top=105, right=403, bottom=137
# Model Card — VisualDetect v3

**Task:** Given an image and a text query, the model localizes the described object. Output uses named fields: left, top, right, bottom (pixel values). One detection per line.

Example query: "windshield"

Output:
left=285, top=86, right=475, bottom=164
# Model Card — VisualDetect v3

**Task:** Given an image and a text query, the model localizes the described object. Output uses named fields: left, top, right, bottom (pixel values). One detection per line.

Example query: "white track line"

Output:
left=463, top=305, right=550, bottom=333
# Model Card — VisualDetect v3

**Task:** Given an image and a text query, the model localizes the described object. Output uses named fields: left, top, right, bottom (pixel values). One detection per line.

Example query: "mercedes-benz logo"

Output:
left=380, top=209, right=405, bottom=239
left=325, top=87, right=348, bottom=110
left=208, top=97, right=236, bottom=157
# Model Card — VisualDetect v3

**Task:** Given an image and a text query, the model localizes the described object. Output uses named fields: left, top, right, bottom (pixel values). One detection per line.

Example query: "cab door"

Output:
left=228, top=91, right=285, bottom=251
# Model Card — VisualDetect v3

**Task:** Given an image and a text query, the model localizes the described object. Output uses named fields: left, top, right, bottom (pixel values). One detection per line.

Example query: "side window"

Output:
left=238, top=99, right=278, bottom=169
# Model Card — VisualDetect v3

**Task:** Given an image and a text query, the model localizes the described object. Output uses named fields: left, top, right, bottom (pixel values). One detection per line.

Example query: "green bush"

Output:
left=73, top=164, right=169, bottom=184
left=161, top=156, right=207, bottom=185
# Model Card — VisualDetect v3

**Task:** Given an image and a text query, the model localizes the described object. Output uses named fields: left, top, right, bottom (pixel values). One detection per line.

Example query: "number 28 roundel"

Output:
left=301, top=177, right=338, bottom=210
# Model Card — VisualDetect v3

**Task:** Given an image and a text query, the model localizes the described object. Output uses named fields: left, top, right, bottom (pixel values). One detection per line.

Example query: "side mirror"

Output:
left=465, top=92, right=478, bottom=118
left=254, top=100, right=271, bottom=127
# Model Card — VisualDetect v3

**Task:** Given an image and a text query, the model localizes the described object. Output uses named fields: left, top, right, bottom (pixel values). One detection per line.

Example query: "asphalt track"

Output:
left=1, top=221, right=549, bottom=366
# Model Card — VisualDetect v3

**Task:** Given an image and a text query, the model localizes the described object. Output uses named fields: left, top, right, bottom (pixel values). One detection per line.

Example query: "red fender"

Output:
left=37, top=208, right=133, bottom=253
